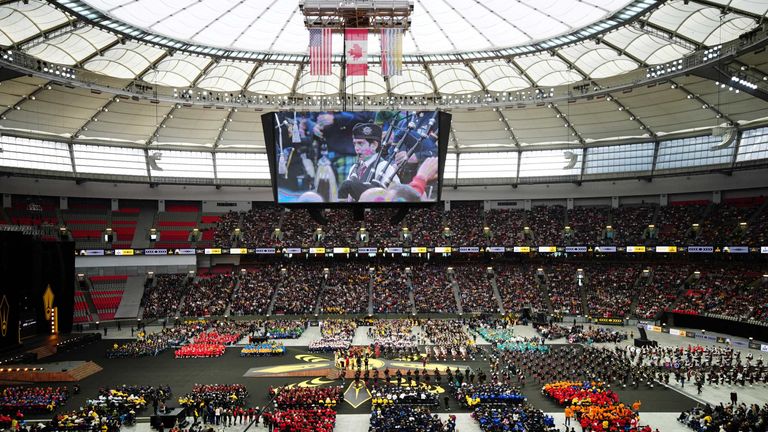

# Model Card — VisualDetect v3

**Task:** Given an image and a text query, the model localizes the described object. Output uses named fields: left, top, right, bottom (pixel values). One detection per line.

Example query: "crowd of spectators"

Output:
left=141, top=273, right=189, bottom=319
left=240, top=342, right=286, bottom=356
left=543, top=381, right=644, bottom=432
left=264, top=407, right=336, bottom=432
left=413, top=264, right=456, bottom=313
left=273, top=263, right=323, bottom=315
left=370, top=406, right=456, bottom=432
left=535, top=324, right=570, bottom=340
left=566, top=207, right=609, bottom=245
left=634, top=265, right=691, bottom=319
left=584, top=264, right=639, bottom=318
left=263, top=386, right=340, bottom=432
left=698, top=202, right=759, bottom=245
left=657, top=204, right=705, bottom=244
left=265, top=320, right=305, bottom=339
left=422, top=319, right=477, bottom=360
left=371, top=266, right=412, bottom=314
left=453, top=265, right=499, bottom=313
left=179, top=274, right=236, bottom=317
left=106, top=325, right=202, bottom=358
left=612, top=205, right=656, bottom=245
left=483, top=209, right=526, bottom=245
left=683, top=269, right=764, bottom=320
left=274, top=387, right=341, bottom=410
left=238, top=207, right=283, bottom=246
left=567, top=327, right=629, bottom=344
left=494, top=264, right=547, bottom=313
left=173, top=321, right=251, bottom=358
left=0, top=386, right=68, bottom=414
left=309, top=319, right=357, bottom=352
left=370, top=385, right=440, bottom=407
left=178, top=384, right=248, bottom=412
left=674, top=269, right=756, bottom=316
left=319, top=262, right=369, bottom=314
left=452, top=383, right=525, bottom=407
left=401, top=207, right=444, bottom=245
left=678, top=402, right=768, bottom=431
left=52, top=384, right=166, bottom=431
left=529, top=205, right=565, bottom=245
left=546, top=263, right=583, bottom=315
left=445, top=202, right=482, bottom=245
left=213, top=211, right=241, bottom=247
left=368, top=319, right=418, bottom=355
left=472, top=405, right=558, bottom=432
left=230, top=268, right=280, bottom=316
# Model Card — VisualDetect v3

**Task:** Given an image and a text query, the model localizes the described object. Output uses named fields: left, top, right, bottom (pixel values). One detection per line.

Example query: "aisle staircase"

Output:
left=114, top=275, right=147, bottom=319
left=628, top=270, right=650, bottom=318
left=266, top=276, right=283, bottom=316
left=367, top=275, right=374, bottom=316
left=405, top=272, right=417, bottom=315
left=488, top=274, right=505, bottom=315
left=579, top=274, right=589, bottom=316
left=313, top=278, right=327, bottom=316
left=537, top=271, right=554, bottom=314
left=449, top=274, right=464, bottom=315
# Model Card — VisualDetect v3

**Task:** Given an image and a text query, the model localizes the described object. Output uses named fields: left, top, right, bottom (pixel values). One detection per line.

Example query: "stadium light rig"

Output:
left=300, top=0, right=413, bottom=30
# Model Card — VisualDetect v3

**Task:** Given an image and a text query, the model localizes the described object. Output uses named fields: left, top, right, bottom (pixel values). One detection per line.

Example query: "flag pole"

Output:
left=341, top=26, right=347, bottom=111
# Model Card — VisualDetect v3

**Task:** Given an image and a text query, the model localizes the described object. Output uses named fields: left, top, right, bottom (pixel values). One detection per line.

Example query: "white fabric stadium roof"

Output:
left=0, top=0, right=767, bottom=184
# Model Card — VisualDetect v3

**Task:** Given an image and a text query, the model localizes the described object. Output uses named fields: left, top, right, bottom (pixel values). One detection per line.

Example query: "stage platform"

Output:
left=0, top=360, right=102, bottom=382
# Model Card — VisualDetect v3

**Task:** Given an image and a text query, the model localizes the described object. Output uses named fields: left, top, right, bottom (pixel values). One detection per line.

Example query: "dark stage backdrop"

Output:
left=0, top=232, right=74, bottom=350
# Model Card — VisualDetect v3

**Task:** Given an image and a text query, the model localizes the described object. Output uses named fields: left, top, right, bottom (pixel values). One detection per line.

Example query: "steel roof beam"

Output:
left=145, top=105, right=177, bottom=146
left=75, top=38, right=121, bottom=68
left=213, top=108, right=236, bottom=149
left=689, top=0, right=764, bottom=22
left=0, top=80, right=52, bottom=120
left=71, top=98, right=116, bottom=139
left=670, top=78, right=737, bottom=127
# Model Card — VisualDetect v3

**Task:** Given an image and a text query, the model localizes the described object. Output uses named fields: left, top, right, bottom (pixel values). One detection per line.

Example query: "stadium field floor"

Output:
left=24, top=340, right=696, bottom=419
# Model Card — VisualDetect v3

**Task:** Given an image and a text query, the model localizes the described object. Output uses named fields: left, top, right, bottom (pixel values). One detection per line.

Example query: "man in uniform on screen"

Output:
left=338, top=123, right=400, bottom=202
left=381, top=111, right=439, bottom=184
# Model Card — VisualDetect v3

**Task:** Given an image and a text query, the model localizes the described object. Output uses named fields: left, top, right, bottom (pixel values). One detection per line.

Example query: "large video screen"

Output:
left=264, top=111, right=449, bottom=204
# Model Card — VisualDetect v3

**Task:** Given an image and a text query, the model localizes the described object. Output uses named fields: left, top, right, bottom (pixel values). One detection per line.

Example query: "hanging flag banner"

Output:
left=309, top=28, right=332, bottom=76
left=380, top=28, right=403, bottom=76
left=345, top=28, right=368, bottom=76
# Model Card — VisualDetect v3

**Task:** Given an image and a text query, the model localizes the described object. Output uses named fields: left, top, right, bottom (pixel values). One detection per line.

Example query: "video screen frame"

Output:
left=262, top=110, right=450, bottom=207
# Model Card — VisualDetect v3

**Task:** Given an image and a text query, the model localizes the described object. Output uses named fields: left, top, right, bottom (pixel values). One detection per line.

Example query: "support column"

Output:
left=111, top=199, right=119, bottom=211
left=158, top=200, right=166, bottom=213
left=712, top=191, right=722, bottom=204
left=611, top=196, right=619, bottom=209
left=59, top=197, right=68, bottom=210
left=3, top=194, right=11, bottom=208
left=566, top=198, right=574, bottom=210
left=660, top=194, right=669, bottom=207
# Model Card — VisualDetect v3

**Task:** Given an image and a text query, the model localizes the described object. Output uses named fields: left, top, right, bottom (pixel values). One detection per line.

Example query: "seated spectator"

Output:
left=230, top=268, right=280, bottom=316
left=0, top=386, right=69, bottom=414
left=413, top=264, right=456, bottom=313
left=453, top=265, right=498, bottom=313
left=369, top=406, right=455, bottom=432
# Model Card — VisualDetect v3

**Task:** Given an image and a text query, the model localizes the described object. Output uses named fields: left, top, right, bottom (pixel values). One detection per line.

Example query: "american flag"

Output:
left=380, top=28, right=403, bottom=76
left=309, top=28, right=332, bottom=76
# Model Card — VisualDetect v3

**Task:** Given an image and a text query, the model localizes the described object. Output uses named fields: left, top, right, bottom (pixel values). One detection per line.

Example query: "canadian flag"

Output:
left=345, top=28, right=368, bottom=76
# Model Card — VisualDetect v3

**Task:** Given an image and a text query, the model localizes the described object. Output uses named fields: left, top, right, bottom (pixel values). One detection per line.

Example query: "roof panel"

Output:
left=514, top=54, right=583, bottom=87
left=196, top=60, right=254, bottom=92
left=472, top=60, right=531, bottom=92
left=25, top=27, right=117, bottom=66
left=430, top=64, right=482, bottom=95
left=247, top=64, right=299, bottom=95
left=0, top=1, right=68, bottom=46
left=142, top=53, right=212, bottom=88
left=389, top=66, right=434, bottom=95
left=84, top=41, right=165, bottom=79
